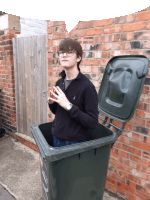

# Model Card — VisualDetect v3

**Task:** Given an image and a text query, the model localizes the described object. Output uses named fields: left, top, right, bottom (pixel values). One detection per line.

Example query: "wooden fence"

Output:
left=13, top=35, right=48, bottom=137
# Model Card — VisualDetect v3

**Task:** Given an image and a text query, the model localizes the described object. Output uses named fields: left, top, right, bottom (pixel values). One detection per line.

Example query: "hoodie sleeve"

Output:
left=48, top=102, right=57, bottom=114
left=68, top=83, right=99, bottom=129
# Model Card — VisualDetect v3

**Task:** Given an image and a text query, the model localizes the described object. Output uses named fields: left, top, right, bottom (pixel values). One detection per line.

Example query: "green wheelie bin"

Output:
left=31, top=55, right=149, bottom=200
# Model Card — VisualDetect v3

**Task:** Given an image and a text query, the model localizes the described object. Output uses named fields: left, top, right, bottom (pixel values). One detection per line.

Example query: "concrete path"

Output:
left=0, top=135, right=120, bottom=200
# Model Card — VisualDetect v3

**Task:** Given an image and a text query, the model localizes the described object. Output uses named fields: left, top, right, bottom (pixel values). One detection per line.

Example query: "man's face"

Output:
left=59, top=50, right=81, bottom=69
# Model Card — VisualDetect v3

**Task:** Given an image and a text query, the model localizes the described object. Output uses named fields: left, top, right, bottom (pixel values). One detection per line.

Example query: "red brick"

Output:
left=140, top=94, right=150, bottom=103
left=146, top=21, right=150, bottom=29
left=78, top=37, right=93, bottom=44
left=108, top=171, right=125, bottom=184
left=92, top=66, right=98, bottom=73
left=147, top=121, right=150, bottom=128
left=105, top=180, right=109, bottom=189
left=101, top=51, right=110, bottom=58
left=136, top=110, right=150, bottom=119
left=134, top=31, right=150, bottom=40
left=100, top=59, right=109, bottom=66
left=114, top=142, right=122, bottom=149
left=86, top=28, right=102, bottom=36
left=108, top=165, right=120, bottom=175
left=139, top=165, right=150, bottom=175
left=145, top=41, right=150, bottom=48
left=119, top=157, right=130, bottom=167
left=142, top=86, right=150, bottom=94
left=127, top=180, right=136, bottom=189
left=111, top=160, right=128, bottom=172
left=123, top=22, right=146, bottom=32
left=136, top=11, right=150, bottom=21
left=125, top=123, right=133, bottom=131
left=80, top=66, right=91, bottom=73
left=126, top=192, right=137, bottom=200
left=111, top=51, right=132, bottom=57
left=114, top=16, right=127, bottom=24
left=138, top=179, right=150, bottom=190
left=103, top=42, right=121, bottom=50
left=59, top=21, right=65, bottom=25
left=117, top=182, right=135, bottom=194
left=117, top=135, right=132, bottom=145
left=137, top=102, right=149, bottom=110
left=78, top=21, right=94, bottom=29
left=129, top=117, right=146, bottom=127
left=84, top=59, right=100, bottom=66
left=48, top=59, right=53, bottom=65
left=130, top=154, right=150, bottom=166
left=52, top=33, right=59, bottom=39
left=132, top=50, right=146, bottom=56
left=116, top=186, right=126, bottom=197
left=135, top=138, right=150, bottom=150
left=104, top=25, right=122, bottom=34
left=48, top=41, right=52, bottom=46
left=47, top=28, right=52, bottom=34
left=110, top=153, right=120, bottom=161
left=132, top=132, right=144, bottom=142
left=119, top=170, right=138, bottom=183
left=112, top=34, right=122, bottom=42
left=71, top=29, right=86, bottom=37
left=122, top=144, right=141, bottom=156
left=101, top=35, right=112, bottom=43
left=114, top=148, right=130, bottom=158
left=143, top=152, right=150, bottom=162
left=129, top=167, right=149, bottom=181
left=95, top=18, right=113, bottom=27
left=109, top=182, right=117, bottom=193
left=106, top=176, right=117, bottom=185
left=126, top=14, right=136, bottom=22
left=136, top=190, right=150, bottom=200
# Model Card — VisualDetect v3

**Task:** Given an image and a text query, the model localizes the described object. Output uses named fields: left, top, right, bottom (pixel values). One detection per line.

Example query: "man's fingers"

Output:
left=51, top=91, right=58, bottom=98
left=49, top=97, right=58, bottom=102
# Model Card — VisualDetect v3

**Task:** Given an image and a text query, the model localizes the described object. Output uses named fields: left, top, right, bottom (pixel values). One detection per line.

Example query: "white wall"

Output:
left=16, top=17, right=47, bottom=37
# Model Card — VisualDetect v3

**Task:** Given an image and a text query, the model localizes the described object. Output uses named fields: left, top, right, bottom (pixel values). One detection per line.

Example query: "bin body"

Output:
left=32, top=122, right=116, bottom=200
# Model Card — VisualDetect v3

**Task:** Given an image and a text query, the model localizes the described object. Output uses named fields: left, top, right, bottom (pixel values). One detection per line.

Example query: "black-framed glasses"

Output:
left=57, top=50, right=75, bottom=57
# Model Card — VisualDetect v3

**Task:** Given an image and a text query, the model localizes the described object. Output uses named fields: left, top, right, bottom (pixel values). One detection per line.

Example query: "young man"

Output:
left=48, top=38, right=99, bottom=147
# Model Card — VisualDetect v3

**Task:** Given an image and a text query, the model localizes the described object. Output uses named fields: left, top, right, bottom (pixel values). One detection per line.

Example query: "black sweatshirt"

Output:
left=48, top=70, right=99, bottom=141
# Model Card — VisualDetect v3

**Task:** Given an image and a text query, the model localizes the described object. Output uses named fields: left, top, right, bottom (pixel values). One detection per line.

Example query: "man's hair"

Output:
left=58, top=38, right=83, bottom=71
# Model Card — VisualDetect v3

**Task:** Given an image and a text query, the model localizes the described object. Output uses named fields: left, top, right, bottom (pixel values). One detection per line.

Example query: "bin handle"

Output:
left=98, top=116, right=126, bottom=137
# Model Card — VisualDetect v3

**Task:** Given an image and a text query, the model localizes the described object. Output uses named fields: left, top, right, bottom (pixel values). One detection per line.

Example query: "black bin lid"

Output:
left=98, top=55, right=149, bottom=123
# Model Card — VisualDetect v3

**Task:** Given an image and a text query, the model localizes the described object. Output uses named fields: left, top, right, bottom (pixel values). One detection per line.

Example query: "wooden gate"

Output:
left=12, top=35, right=48, bottom=137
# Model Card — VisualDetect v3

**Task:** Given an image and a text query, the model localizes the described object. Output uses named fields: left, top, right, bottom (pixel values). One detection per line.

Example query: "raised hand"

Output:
left=49, top=86, right=71, bottom=109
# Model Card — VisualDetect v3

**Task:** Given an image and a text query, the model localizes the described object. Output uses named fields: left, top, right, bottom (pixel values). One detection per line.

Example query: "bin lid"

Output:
left=98, top=55, right=149, bottom=122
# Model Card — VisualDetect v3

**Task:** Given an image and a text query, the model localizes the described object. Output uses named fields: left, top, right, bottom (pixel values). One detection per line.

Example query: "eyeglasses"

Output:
left=57, top=50, right=75, bottom=57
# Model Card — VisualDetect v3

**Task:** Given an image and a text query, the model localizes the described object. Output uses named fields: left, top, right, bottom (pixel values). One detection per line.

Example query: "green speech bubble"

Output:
left=0, top=0, right=150, bottom=33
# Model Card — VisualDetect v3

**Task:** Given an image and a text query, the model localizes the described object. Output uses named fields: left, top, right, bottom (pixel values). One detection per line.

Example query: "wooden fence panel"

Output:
left=13, top=35, right=48, bottom=137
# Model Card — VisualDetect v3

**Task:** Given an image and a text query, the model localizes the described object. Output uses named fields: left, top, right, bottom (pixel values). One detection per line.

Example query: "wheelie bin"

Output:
left=31, top=55, right=149, bottom=200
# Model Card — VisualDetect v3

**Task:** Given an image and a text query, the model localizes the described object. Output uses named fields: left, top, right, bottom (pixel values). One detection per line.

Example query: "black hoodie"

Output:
left=48, top=70, right=99, bottom=141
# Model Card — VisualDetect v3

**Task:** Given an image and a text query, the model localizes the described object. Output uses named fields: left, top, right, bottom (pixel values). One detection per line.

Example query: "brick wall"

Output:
left=0, top=14, right=20, bottom=133
left=47, top=7, right=150, bottom=200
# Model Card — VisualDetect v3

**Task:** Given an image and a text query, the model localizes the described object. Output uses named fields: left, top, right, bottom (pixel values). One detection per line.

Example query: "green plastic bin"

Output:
left=31, top=55, right=149, bottom=200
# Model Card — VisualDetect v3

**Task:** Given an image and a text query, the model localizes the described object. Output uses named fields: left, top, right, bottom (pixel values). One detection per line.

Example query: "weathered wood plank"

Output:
left=24, top=37, right=31, bottom=137
left=22, top=38, right=27, bottom=136
left=12, top=37, right=19, bottom=132
left=43, top=35, right=48, bottom=123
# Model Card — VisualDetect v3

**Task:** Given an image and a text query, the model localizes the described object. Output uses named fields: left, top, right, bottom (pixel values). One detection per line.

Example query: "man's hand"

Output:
left=49, top=86, right=71, bottom=109
left=48, top=87, right=57, bottom=104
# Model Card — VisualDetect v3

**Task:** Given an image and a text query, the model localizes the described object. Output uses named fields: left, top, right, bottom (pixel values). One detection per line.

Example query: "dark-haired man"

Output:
left=48, top=38, right=99, bottom=147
